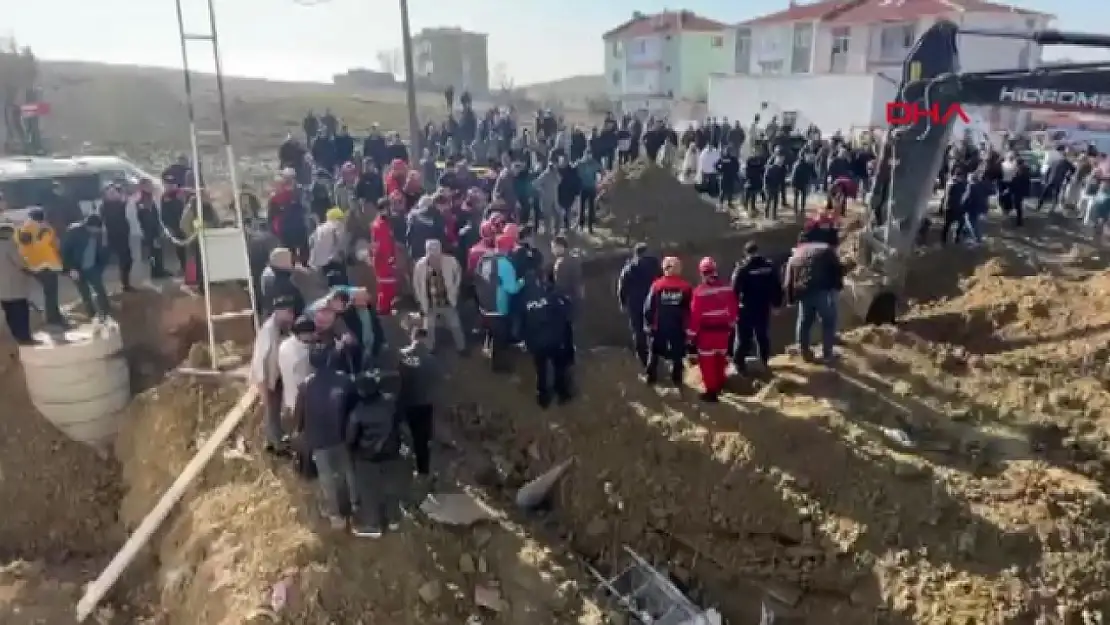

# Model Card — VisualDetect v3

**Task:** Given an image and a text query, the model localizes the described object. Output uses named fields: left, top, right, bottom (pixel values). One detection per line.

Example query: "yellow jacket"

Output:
left=17, top=220, right=62, bottom=271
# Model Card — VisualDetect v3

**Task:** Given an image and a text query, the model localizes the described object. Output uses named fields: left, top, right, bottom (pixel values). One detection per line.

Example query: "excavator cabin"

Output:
left=850, top=19, right=1110, bottom=325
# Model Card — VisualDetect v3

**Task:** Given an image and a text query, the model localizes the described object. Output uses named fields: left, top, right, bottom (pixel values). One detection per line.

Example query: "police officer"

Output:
left=521, top=274, right=574, bottom=407
left=616, top=242, right=661, bottom=367
left=731, top=241, right=783, bottom=373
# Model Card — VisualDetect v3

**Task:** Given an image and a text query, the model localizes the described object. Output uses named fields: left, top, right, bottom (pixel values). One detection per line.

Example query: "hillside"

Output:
left=519, top=74, right=606, bottom=108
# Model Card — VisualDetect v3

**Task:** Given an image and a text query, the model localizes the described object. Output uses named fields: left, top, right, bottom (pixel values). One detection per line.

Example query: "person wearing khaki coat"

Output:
left=412, top=239, right=466, bottom=353
left=0, top=222, right=35, bottom=344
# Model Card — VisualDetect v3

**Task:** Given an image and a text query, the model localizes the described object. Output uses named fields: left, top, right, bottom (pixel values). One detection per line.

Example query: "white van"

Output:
left=0, top=155, right=162, bottom=224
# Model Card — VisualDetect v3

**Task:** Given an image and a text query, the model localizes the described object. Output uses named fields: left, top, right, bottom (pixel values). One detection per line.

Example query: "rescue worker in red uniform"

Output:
left=370, top=199, right=397, bottom=315
left=642, top=256, right=693, bottom=387
left=385, top=159, right=408, bottom=196
left=688, top=256, right=738, bottom=402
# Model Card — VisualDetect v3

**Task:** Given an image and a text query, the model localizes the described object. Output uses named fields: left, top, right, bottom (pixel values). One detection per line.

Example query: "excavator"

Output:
left=850, top=19, right=1110, bottom=325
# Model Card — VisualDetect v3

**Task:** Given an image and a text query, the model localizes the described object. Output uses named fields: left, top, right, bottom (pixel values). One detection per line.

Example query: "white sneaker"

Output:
left=352, top=525, right=383, bottom=539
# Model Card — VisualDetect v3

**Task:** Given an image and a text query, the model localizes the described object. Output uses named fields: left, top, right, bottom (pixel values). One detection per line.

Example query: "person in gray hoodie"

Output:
left=533, top=162, right=561, bottom=235
left=0, top=223, right=34, bottom=345
left=405, top=195, right=446, bottom=263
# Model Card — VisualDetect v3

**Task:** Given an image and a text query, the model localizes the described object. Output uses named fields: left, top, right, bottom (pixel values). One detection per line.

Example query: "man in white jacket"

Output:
left=278, top=315, right=316, bottom=418
left=412, top=239, right=466, bottom=353
left=249, top=295, right=298, bottom=452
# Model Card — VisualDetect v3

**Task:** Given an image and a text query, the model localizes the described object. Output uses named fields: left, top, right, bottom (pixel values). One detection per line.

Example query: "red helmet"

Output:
left=698, top=256, right=717, bottom=275
left=495, top=233, right=515, bottom=252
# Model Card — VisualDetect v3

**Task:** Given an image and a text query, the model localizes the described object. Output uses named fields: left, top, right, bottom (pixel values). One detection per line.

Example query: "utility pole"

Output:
left=399, top=0, right=421, bottom=161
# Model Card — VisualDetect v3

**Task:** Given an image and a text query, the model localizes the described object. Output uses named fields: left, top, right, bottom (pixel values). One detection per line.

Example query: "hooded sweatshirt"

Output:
left=294, top=346, right=355, bottom=451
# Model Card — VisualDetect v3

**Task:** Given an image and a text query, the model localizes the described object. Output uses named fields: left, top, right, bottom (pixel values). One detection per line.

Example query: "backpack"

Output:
left=352, top=400, right=402, bottom=462
left=474, top=251, right=501, bottom=313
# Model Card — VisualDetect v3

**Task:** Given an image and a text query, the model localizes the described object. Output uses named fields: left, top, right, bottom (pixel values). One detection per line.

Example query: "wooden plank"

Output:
left=75, top=386, right=259, bottom=622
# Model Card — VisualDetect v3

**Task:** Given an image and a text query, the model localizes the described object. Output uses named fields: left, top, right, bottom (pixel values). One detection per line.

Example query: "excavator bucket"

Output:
left=846, top=19, right=960, bottom=324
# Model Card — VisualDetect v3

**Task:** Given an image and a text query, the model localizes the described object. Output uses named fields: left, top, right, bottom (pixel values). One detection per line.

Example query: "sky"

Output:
left=4, top=0, right=1106, bottom=85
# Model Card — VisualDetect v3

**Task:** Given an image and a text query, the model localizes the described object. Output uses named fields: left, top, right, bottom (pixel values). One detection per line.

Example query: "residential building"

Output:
left=708, top=0, right=1052, bottom=132
left=412, top=27, right=490, bottom=95
left=602, top=10, right=733, bottom=115
left=333, top=68, right=399, bottom=90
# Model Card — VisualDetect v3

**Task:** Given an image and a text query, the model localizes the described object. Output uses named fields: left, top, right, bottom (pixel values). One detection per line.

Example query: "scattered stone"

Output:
left=474, top=585, right=507, bottom=612
left=418, top=580, right=443, bottom=604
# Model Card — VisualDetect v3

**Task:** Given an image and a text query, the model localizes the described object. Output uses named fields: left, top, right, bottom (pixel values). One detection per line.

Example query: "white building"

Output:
left=707, top=0, right=1052, bottom=133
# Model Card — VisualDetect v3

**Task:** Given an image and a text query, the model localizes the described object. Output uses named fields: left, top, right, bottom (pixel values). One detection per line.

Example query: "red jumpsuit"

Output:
left=370, top=215, right=397, bottom=315
left=687, top=280, right=738, bottom=395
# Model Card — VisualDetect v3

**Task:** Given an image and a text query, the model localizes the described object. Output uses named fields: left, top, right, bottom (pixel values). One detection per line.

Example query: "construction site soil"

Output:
left=4, top=166, right=1110, bottom=624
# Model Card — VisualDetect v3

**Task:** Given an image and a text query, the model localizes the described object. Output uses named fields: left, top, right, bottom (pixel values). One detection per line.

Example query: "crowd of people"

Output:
left=2, top=99, right=1107, bottom=535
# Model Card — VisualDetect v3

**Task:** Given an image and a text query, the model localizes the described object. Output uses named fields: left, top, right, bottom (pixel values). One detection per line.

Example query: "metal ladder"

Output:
left=587, top=545, right=777, bottom=624
left=173, top=0, right=259, bottom=372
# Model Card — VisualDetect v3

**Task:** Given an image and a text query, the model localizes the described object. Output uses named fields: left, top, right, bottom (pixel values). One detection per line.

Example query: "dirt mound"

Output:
left=0, top=284, right=252, bottom=604
left=601, top=159, right=738, bottom=247
left=0, top=341, right=122, bottom=559
left=447, top=214, right=1110, bottom=623
left=0, top=558, right=137, bottom=625
left=113, top=359, right=601, bottom=624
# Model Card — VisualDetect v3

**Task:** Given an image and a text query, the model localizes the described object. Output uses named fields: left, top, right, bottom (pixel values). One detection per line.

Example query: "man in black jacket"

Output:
left=716, top=146, right=741, bottom=208
left=731, top=242, right=783, bottom=372
left=616, top=243, right=661, bottom=367
left=346, top=372, right=406, bottom=538
left=521, top=276, right=574, bottom=407
left=99, top=184, right=133, bottom=290
left=341, top=286, right=385, bottom=371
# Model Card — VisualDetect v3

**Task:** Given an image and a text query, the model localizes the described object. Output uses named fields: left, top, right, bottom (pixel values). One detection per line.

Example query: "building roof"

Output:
left=603, top=10, right=728, bottom=40
left=738, top=0, right=1050, bottom=27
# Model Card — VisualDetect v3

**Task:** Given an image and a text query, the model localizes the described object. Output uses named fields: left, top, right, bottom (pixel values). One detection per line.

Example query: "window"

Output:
left=758, top=60, right=784, bottom=74
left=830, top=26, right=850, bottom=73
left=791, top=22, right=814, bottom=73
left=711, top=35, right=724, bottom=48
left=878, top=23, right=916, bottom=60
left=793, top=23, right=813, bottom=47
left=611, top=40, right=622, bottom=57
left=0, top=173, right=100, bottom=212
left=612, top=70, right=621, bottom=87
left=734, top=28, right=752, bottom=74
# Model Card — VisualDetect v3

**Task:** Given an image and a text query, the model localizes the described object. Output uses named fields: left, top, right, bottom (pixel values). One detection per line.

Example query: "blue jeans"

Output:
left=74, top=269, right=111, bottom=319
left=962, top=211, right=983, bottom=242
left=796, top=290, right=838, bottom=359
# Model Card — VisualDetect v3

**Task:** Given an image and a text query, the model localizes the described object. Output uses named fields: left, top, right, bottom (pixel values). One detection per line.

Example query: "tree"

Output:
left=375, top=48, right=402, bottom=79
